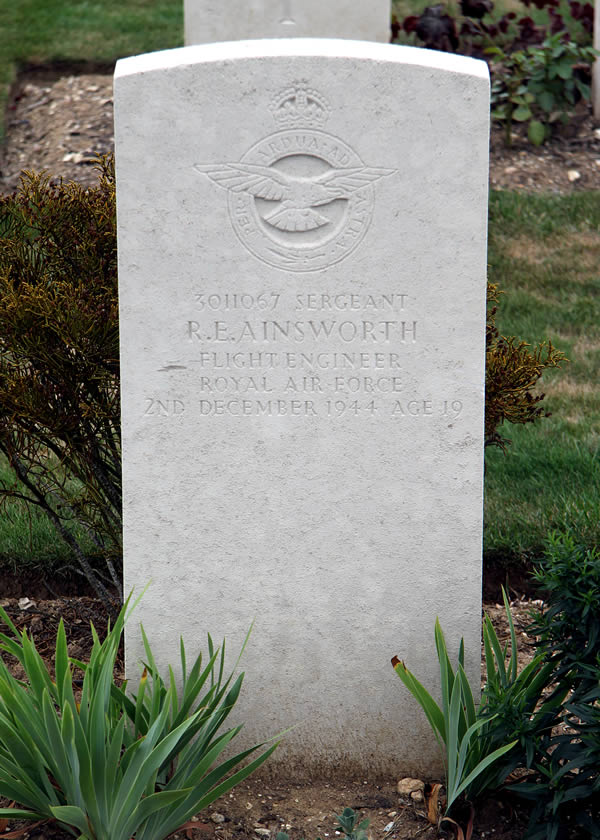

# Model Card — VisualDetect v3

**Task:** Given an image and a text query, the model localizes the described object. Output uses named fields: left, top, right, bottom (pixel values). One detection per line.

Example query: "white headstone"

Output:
left=115, top=39, right=489, bottom=777
left=184, top=0, right=391, bottom=44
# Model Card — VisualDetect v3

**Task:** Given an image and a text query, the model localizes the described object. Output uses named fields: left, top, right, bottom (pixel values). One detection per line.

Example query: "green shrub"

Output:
left=0, top=592, right=277, bottom=840
left=488, top=35, right=598, bottom=146
left=515, top=533, right=600, bottom=838
left=0, top=157, right=120, bottom=607
left=485, top=283, right=566, bottom=450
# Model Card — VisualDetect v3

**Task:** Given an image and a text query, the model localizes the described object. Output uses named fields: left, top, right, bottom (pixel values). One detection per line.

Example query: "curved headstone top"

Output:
left=115, top=39, right=490, bottom=79
left=115, top=39, right=489, bottom=778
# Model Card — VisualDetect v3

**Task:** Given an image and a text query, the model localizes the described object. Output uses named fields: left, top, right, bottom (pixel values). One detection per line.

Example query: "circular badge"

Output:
left=227, top=129, right=374, bottom=272
left=194, top=83, right=395, bottom=273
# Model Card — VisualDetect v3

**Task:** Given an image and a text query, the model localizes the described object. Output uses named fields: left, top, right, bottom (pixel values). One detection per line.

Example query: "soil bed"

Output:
left=2, top=65, right=600, bottom=194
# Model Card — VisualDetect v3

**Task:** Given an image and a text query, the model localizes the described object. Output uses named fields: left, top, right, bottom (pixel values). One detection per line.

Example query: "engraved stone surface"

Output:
left=115, top=40, right=490, bottom=777
left=184, top=0, right=391, bottom=44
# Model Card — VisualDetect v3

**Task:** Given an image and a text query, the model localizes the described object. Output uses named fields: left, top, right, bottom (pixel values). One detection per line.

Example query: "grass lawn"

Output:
left=485, top=191, right=600, bottom=567
left=0, top=0, right=183, bottom=137
left=0, top=456, right=98, bottom=574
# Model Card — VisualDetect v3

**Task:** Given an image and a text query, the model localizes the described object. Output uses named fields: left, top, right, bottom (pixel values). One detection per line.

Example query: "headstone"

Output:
left=184, top=0, right=391, bottom=45
left=115, top=39, right=490, bottom=777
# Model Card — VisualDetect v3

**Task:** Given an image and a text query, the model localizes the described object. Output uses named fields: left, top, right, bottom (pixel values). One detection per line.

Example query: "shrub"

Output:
left=485, top=283, right=566, bottom=450
left=0, top=157, right=120, bottom=607
left=0, top=592, right=277, bottom=840
left=515, top=533, right=600, bottom=837
left=396, top=0, right=593, bottom=58
left=488, top=34, right=597, bottom=146
left=395, top=0, right=596, bottom=146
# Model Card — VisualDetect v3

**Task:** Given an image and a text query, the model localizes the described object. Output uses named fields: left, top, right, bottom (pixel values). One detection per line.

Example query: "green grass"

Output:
left=0, top=455, right=97, bottom=575
left=484, top=191, right=600, bottom=567
left=0, top=0, right=183, bottom=137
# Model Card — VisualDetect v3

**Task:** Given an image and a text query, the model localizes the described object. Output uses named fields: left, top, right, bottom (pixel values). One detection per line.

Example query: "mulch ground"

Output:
left=2, top=65, right=600, bottom=195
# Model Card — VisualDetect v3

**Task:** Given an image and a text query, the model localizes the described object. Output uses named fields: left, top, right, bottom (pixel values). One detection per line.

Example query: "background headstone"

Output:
left=115, top=40, right=490, bottom=777
left=184, top=0, right=391, bottom=45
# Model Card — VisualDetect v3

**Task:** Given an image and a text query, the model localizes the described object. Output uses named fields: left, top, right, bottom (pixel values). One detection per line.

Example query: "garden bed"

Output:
left=0, top=593, right=537, bottom=840
left=1, top=65, right=600, bottom=196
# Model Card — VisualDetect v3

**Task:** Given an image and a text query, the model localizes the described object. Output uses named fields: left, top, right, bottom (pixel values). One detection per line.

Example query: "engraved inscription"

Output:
left=194, top=84, right=396, bottom=272
left=194, top=398, right=459, bottom=418
left=187, top=319, right=414, bottom=344
left=144, top=398, right=185, bottom=416
left=160, top=289, right=467, bottom=421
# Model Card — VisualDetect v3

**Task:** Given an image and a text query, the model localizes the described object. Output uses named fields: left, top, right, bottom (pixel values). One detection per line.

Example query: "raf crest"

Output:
left=194, top=83, right=396, bottom=272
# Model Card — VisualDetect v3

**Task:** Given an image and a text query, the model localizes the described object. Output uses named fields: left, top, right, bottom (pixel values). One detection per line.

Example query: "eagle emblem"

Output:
left=195, top=163, right=395, bottom=233
left=194, top=83, right=397, bottom=272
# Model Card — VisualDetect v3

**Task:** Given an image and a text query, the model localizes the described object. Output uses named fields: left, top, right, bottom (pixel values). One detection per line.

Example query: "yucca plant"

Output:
left=0, top=592, right=277, bottom=840
left=392, top=588, right=567, bottom=822
left=392, top=616, right=516, bottom=815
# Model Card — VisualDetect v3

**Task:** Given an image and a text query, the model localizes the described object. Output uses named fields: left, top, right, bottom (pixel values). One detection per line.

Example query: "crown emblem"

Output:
left=270, top=82, right=330, bottom=129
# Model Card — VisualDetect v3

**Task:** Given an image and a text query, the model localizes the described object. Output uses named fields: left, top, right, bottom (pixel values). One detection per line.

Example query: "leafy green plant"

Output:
left=276, top=807, right=369, bottom=840
left=0, top=592, right=277, bottom=840
left=477, top=592, right=565, bottom=786
left=513, top=533, right=600, bottom=838
left=488, top=35, right=597, bottom=145
left=391, top=589, right=565, bottom=821
left=516, top=682, right=600, bottom=840
left=334, top=807, right=370, bottom=840
left=530, top=532, right=600, bottom=694
left=391, top=610, right=516, bottom=815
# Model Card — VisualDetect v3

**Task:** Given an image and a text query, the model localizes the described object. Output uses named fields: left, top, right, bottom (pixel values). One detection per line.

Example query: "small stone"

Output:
left=18, top=597, right=34, bottom=610
left=595, top=160, right=600, bottom=168
left=387, top=811, right=397, bottom=818
left=595, top=128, right=600, bottom=140
left=410, top=790, right=424, bottom=803
left=504, top=166, right=517, bottom=174
left=254, top=830, right=270, bottom=837
left=210, top=812, right=225, bottom=824
left=567, top=169, right=581, bottom=182
left=246, top=803, right=253, bottom=810
left=397, top=777, right=425, bottom=796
